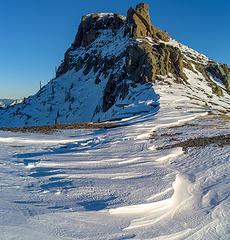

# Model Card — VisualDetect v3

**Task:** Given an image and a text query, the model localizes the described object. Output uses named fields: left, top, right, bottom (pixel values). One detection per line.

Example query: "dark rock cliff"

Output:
left=55, top=2, right=230, bottom=114
left=56, top=3, right=170, bottom=79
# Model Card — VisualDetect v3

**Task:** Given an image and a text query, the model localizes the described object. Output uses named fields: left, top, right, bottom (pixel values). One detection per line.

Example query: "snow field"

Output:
left=1, top=79, right=229, bottom=239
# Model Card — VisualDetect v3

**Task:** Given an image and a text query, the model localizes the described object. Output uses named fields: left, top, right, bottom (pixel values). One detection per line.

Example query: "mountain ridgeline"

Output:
left=0, top=3, right=230, bottom=127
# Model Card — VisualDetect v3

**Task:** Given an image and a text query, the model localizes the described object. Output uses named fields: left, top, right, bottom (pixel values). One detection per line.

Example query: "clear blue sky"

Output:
left=1, top=0, right=230, bottom=99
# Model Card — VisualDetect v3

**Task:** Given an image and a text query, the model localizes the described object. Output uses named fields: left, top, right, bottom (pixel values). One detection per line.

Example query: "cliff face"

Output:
left=56, top=3, right=170, bottom=78
left=0, top=3, right=230, bottom=127
left=57, top=3, right=230, bottom=89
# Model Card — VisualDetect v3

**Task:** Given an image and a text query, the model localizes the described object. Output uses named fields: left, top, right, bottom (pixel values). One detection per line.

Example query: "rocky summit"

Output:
left=0, top=3, right=230, bottom=127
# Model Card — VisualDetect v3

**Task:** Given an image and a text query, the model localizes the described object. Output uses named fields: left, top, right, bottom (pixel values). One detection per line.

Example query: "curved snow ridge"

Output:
left=147, top=187, right=173, bottom=202
left=151, top=112, right=208, bottom=133
left=52, top=172, right=149, bottom=180
left=110, top=173, right=204, bottom=230
left=0, top=133, right=105, bottom=149
left=135, top=112, right=208, bottom=140
left=0, top=137, right=77, bottom=145
left=156, top=147, right=184, bottom=163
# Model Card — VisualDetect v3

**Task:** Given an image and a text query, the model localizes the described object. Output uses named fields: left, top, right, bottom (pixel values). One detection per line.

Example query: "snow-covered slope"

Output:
left=0, top=80, right=230, bottom=239
left=0, top=3, right=229, bottom=127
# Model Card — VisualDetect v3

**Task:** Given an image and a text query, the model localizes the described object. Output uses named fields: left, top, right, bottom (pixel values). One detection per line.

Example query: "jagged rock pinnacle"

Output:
left=126, top=3, right=169, bottom=41
left=135, top=3, right=151, bottom=26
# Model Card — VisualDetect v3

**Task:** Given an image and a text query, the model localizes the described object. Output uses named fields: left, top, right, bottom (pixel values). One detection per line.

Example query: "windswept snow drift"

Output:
left=0, top=84, right=230, bottom=239
left=110, top=173, right=203, bottom=230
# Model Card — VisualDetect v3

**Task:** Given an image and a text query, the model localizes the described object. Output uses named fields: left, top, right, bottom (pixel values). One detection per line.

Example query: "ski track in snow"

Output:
left=0, top=86, right=230, bottom=239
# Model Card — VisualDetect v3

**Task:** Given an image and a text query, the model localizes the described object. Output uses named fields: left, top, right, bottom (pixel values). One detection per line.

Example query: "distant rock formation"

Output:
left=0, top=99, right=17, bottom=108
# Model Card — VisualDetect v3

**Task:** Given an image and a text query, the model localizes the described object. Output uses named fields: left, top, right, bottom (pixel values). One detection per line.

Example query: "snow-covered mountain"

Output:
left=0, top=3, right=230, bottom=240
left=0, top=3, right=230, bottom=127
left=0, top=99, right=17, bottom=108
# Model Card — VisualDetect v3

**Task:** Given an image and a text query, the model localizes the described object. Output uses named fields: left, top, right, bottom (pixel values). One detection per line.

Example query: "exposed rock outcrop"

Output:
left=57, top=3, right=174, bottom=83
left=206, top=64, right=230, bottom=91
left=56, top=2, right=230, bottom=102
left=55, top=2, right=230, bottom=116
left=125, top=42, right=191, bottom=83
left=56, top=13, right=125, bottom=77
left=126, top=3, right=170, bottom=41
left=73, top=13, right=125, bottom=48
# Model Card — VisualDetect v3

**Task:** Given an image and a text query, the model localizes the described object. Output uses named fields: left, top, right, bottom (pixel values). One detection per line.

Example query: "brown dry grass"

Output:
left=0, top=122, right=121, bottom=134
left=152, top=112, right=230, bottom=150
left=157, top=134, right=230, bottom=151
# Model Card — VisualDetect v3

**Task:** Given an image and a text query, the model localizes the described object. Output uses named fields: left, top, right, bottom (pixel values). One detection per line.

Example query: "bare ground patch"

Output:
left=151, top=112, right=230, bottom=151
left=156, top=134, right=230, bottom=151
left=0, top=122, right=121, bottom=134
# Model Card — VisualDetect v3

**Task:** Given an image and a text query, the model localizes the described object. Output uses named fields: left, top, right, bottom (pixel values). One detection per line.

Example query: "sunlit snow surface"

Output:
left=0, top=83, right=230, bottom=240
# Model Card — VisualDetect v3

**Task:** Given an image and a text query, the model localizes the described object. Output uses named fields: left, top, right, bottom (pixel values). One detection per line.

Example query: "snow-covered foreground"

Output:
left=0, top=87, right=230, bottom=239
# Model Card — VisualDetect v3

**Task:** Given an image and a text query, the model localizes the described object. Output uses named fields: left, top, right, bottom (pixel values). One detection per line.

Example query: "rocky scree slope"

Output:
left=0, top=3, right=230, bottom=127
